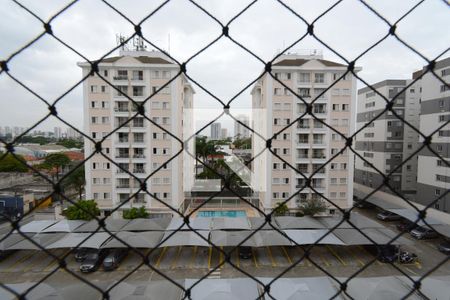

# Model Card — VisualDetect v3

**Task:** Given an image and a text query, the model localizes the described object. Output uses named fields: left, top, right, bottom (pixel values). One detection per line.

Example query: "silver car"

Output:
left=376, top=211, right=401, bottom=221
left=410, top=226, right=439, bottom=240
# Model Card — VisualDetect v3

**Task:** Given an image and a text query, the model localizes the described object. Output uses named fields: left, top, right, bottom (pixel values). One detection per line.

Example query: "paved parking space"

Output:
left=0, top=241, right=443, bottom=277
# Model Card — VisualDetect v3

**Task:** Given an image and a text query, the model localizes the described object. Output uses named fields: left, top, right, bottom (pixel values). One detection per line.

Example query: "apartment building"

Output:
left=78, top=50, right=194, bottom=216
left=355, top=79, right=421, bottom=199
left=211, top=122, right=221, bottom=140
left=251, top=52, right=360, bottom=213
left=235, top=114, right=250, bottom=139
left=417, top=58, right=450, bottom=212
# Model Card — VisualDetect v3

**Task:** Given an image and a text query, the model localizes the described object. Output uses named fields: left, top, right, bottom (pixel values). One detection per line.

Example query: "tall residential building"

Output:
left=355, top=79, right=421, bottom=200
left=220, top=128, right=228, bottom=140
left=66, top=127, right=81, bottom=139
left=417, top=57, right=450, bottom=212
left=78, top=50, right=194, bottom=216
left=54, top=127, right=62, bottom=140
left=251, top=52, right=360, bottom=213
left=235, top=114, right=250, bottom=139
left=211, top=122, right=221, bottom=140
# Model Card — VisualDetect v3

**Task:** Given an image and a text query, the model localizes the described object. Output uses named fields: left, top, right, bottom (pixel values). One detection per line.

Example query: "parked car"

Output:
left=0, top=250, right=14, bottom=261
left=410, top=226, right=439, bottom=240
left=238, top=246, right=252, bottom=259
left=103, top=249, right=128, bottom=271
left=74, top=248, right=93, bottom=262
left=376, top=211, right=402, bottom=221
left=437, top=240, right=450, bottom=255
left=80, top=250, right=109, bottom=273
left=364, top=245, right=399, bottom=263
left=396, top=221, right=417, bottom=232
left=354, top=199, right=375, bottom=209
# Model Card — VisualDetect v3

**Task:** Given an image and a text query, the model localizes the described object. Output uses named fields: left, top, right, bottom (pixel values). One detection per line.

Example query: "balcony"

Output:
left=131, top=76, right=143, bottom=81
left=115, top=154, right=129, bottom=159
left=133, top=168, right=146, bottom=174
left=113, top=76, right=128, bottom=81
left=117, top=138, right=129, bottom=143
left=312, top=154, right=326, bottom=159
left=116, top=184, right=130, bottom=189
left=133, top=154, right=146, bottom=159
left=313, top=139, right=325, bottom=145
left=116, top=169, right=129, bottom=174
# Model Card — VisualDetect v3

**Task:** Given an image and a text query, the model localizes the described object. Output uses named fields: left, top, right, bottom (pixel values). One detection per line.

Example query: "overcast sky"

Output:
left=0, top=0, right=448, bottom=136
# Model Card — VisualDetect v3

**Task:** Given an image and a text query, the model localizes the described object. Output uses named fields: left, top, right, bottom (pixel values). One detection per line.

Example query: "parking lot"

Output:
left=0, top=208, right=449, bottom=285
left=0, top=241, right=448, bottom=282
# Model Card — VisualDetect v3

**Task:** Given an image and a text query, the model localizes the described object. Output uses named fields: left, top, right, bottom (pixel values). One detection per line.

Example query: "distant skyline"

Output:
left=1, top=0, right=448, bottom=133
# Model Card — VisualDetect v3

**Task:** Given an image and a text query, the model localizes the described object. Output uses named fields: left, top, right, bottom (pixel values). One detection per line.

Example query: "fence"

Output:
left=0, top=0, right=449, bottom=299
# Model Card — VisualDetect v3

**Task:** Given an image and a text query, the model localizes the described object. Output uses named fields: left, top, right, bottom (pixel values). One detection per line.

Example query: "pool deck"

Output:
left=191, top=207, right=259, bottom=218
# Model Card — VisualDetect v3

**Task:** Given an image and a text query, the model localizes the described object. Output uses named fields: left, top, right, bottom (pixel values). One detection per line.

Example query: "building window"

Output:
left=440, top=85, right=450, bottom=92
left=90, top=85, right=98, bottom=93
left=330, top=178, right=337, bottom=185
left=435, top=189, right=441, bottom=196
left=133, top=86, right=144, bottom=97
left=340, top=192, right=346, bottom=198
left=314, top=73, right=325, bottom=83
left=298, top=72, right=310, bottom=83
left=274, top=88, right=282, bottom=95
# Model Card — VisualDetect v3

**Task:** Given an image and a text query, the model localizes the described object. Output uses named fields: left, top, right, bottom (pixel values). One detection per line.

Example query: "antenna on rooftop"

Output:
left=133, top=36, right=147, bottom=51
left=116, top=34, right=128, bottom=51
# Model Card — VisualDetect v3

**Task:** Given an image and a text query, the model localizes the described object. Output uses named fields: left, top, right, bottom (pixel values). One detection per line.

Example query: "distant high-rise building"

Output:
left=355, top=79, right=421, bottom=199
left=416, top=57, right=450, bottom=212
left=4, top=126, right=12, bottom=136
left=211, top=122, right=221, bottom=140
left=252, top=52, right=360, bottom=213
left=66, top=127, right=81, bottom=139
left=234, top=114, right=250, bottom=139
left=78, top=49, right=195, bottom=216
left=220, top=128, right=228, bottom=140
left=54, top=127, right=62, bottom=140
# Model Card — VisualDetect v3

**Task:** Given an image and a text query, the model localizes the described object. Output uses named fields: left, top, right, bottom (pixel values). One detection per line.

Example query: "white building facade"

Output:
left=416, top=58, right=450, bottom=212
left=355, top=79, right=421, bottom=200
left=235, top=114, right=250, bottom=139
left=251, top=53, right=359, bottom=213
left=78, top=50, right=194, bottom=216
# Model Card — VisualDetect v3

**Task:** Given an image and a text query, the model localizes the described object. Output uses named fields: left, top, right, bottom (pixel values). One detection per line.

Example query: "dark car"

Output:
left=437, top=240, right=450, bottom=255
left=0, top=250, right=14, bottom=261
left=74, top=248, right=93, bottom=262
left=103, top=249, right=128, bottom=271
left=238, top=246, right=252, bottom=259
left=364, top=245, right=399, bottom=263
left=376, top=211, right=402, bottom=221
left=396, top=221, right=417, bottom=232
left=410, top=227, right=439, bottom=240
left=80, top=249, right=109, bottom=273
left=354, top=199, right=375, bottom=209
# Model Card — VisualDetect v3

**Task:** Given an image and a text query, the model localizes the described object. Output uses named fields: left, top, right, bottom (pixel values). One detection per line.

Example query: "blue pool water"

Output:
left=197, top=210, right=247, bottom=218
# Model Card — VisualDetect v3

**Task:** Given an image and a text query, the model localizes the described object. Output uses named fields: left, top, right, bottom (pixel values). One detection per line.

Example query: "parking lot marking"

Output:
left=155, top=247, right=167, bottom=268
left=281, top=247, right=292, bottom=265
left=251, top=248, right=259, bottom=268
left=357, top=245, right=382, bottom=266
left=219, top=246, right=224, bottom=269
left=22, top=252, right=49, bottom=272
left=326, top=246, right=347, bottom=266
left=189, top=246, right=197, bottom=269
left=171, top=246, right=183, bottom=269
left=404, top=266, right=419, bottom=276
left=348, top=247, right=365, bottom=267
left=5, top=251, right=36, bottom=272
left=235, top=249, right=240, bottom=268
left=297, top=248, right=312, bottom=267
left=208, top=247, right=212, bottom=269
left=415, top=261, right=422, bottom=269
left=266, top=247, right=277, bottom=267
left=316, top=251, right=330, bottom=267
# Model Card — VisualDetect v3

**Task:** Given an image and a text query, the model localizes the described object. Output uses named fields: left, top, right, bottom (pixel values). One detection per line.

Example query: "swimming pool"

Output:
left=197, top=210, right=247, bottom=218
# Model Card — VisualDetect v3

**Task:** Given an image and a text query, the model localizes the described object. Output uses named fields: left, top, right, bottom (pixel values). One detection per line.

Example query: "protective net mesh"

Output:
left=0, top=0, right=449, bottom=299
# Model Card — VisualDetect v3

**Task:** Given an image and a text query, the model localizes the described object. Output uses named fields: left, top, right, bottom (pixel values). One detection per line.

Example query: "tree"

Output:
left=63, top=165, right=85, bottom=200
left=274, top=202, right=289, bottom=216
left=40, top=153, right=70, bottom=181
left=298, top=198, right=327, bottom=216
left=0, top=153, right=28, bottom=173
left=65, top=200, right=100, bottom=220
left=123, top=206, right=149, bottom=219
left=56, top=139, right=83, bottom=149
left=233, top=137, right=251, bottom=149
